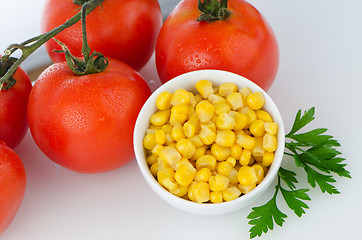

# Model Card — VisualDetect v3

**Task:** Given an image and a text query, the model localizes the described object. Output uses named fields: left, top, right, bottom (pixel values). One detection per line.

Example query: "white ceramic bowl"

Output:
left=134, top=70, right=285, bottom=215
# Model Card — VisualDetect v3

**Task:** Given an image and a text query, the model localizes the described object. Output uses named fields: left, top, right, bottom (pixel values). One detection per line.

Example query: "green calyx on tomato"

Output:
left=54, top=2, right=109, bottom=76
left=197, top=0, right=231, bottom=22
left=0, top=56, right=17, bottom=90
left=73, top=0, right=91, bottom=5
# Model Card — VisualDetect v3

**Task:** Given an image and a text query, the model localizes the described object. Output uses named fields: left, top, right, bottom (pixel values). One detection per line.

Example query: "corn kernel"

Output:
left=155, top=129, right=166, bottom=145
left=217, top=161, right=233, bottom=176
left=146, top=153, right=158, bottom=165
left=210, top=191, right=223, bottom=203
left=188, top=181, right=197, bottom=202
left=208, top=93, right=226, bottom=104
left=252, top=164, right=265, bottom=184
left=238, top=107, right=257, bottom=127
left=227, top=92, right=244, bottom=110
left=250, top=119, right=265, bottom=137
left=209, top=174, right=229, bottom=192
left=161, top=124, right=173, bottom=133
left=196, top=100, right=215, bottom=123
left=239, top=149, right=252, bottom=166
left=216, top=113, right=236, bottom=130
left=194, top=94, right=203, bottom=103
left=237, top=166, right=257, bottom=186
left=150, top=109, right=171, bottom=126
left=200, top=121, right=216, bottom=132
left=175, top=161, right=196, bottom=186
left=176, top=139, right=196, bottom=159
left=170, top=89, right=190, bottom=105
left=239, top=87, right=252, bottom=101
left=174, top=158, right=189, bottom=170
left=252, top=137, right=265, bottom=158
left=222, top=186, right=241, bottom=201
left=210, top=143, right=230, bottom=161
left=165, top=133, right=175, bottom=145
left=214, top=102, right=231, bottom=116
left=264, top=122, right=278, bottom=136
left=194, top=168, right=212, bottom=182
left=195, top=80, right=214, bottom=99
left=151, top=144, right=164, bottom=156
left=171, top=123, right=186, bottom=142
left=228, top=111, right=248, bottom=130
left=247, top=92, right=265, bottom=110
left=183, top=121, right=196, bottom=138
left=225, top=156, right=237, bottom=167
left=236, top=134, right=255, bottom=150
left=188, top=92, right=197, bottom=107
left=150, top=162, right=159, bottom=177
left=143, top=133, right=157, bottom=150
left=263, top=133, right=278, bottom=152
left=228, top=168, right=239, bottom=185
left=163, top=177, right=178, bottom=192
left=190, top=145, right=207, bottom=161
left=199, top=126, right=216, bottom=145
left=215, top=130, right=236, bottom=147
left=230, top=144, right=242, bottom=159
left=256, top=110, right=273, bottom=122
left=156, top=91, right=173, bottom=110
left=157, top=168, right=175, bottom=186
left=262, top=152, right=275, bottom=167
left=238, top=183, right=256, bottom=194
left=219, top=83, right=237, bottom=97
left=193, top=182, right=210, bottom=203
left=159, top=146, right=181, bottom=166
left=196, top=155, right=217, bottom=170
left=170, top=184, right=189, bottom=197
left=188, top=135, right=204, bottom=148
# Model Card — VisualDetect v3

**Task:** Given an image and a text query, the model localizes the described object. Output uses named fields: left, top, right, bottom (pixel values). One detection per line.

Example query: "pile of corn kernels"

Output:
left=143, top=80, right=278, bottom=203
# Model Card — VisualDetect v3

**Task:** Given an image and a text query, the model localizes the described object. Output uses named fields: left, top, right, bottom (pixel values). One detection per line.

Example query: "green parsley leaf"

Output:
left=304, top=165, right=340, bottom=194
left=278, top=167, right=298, bottom=189
left=286, top=107, right=315, bottom=136
left=280, top=187, right=310, bottom=217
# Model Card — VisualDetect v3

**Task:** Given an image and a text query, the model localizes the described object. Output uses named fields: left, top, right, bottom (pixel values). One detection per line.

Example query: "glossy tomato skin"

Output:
left=0, top=141, right=26, bottom=234
left=27, top=59, right=151, bottom=173
left=156, top=0, right=279, bottom=91
left=0, top=65, right=32, bottom=148
left=42, top=0, right=162, bottom=71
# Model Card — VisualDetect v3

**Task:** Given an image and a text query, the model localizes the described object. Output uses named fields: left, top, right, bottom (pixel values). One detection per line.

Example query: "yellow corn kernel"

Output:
left=165, top=133, right=175, bottom=145
left=170, top=184, right=189, bottom=197
left=170, top=104, right=189, bottom=125
left=150, top=162, right=159, bottom=177
left=252, top=164, right=265, bottom=184
left=237, top=166, right=257, bottom=186
left=210, top=191, right=223, bottom=203
left=263, top=133, right=278, bottom=152
left=256, top=109, right=273, bottom=122
left=157, top=168, right=175, bottom=186
left=222, top=186, right=241, bottom=201
left=216, top=112, right=236, bottom=130
left=176, top=139, right=196, bottom=159
left=194, top=93, right=203, bottom=103
left=159, top=146, right=181, bottom=166
left=188, top=135, right=204, bottom=148
left=227, top=92, right=244, bottom=110
left=239, top=107, right=257, bottom=127
left=163, top=177, right=178, bottom=192
left=217, top=161, right=233, bottom=177
left=194, top=168, right=212, bottom=182
left=156, top=91, right=173, bottom=110
left=190, top=145, right=207, bottom=161
left=188, top=92, right=197, bottom=107
left=239, top=149, right=252, bottom=166
left=199, top=126, right=216, bottom=145
left=230, top=144, right=242, bottom=159
left=196, top=154, right=217, bottom=171
left=262, top=152, right=275, bottom=167
left=252, top=137, right=265, bottom=158
left=228, top=111, right=248, bottom=130
left=219, top=82, right=237, bottom=97
left=238, top=183, right=256, bottom=194
left=170, top=89, right=190, bottom=105
left=150, top=109, right=171, bottom=126
left=146, top=153, right=158, bottom=165
left=171, top=103, right=189, bottom=115
left=250, top=119, right=265, bottom=137
left=151, top=144, right=164, bottom=156
left=174, top=158, right=189, bottom=170
left=210, top=143, right=230, bottom=161
left=182, top=121, right=196, bottom=138
left=239, top=87, right=252, bottom=102
left=200, top=121, right=216, bottom=132
left=214, top=102, right=231, bottom=116
left=236, top=134, right=255, bottom=150
left=193, top=182, right=210, bottom=203
left=175, top=161, right=196, bottom=186
left=196, top=100, right=215, bottom=123
left=247, top=92, right=265, bottom=110
left=264, top=122, right=278, bottom=136
left=228, top=168, right=239, bottom=185
left=143, top=133, right=157, bottom=150
left=226, top=156, right=237, bottom=167
left=155, top=129, right=166, bottom=145
left=161, top=124, right=173, bottom=133
left=171, top=123, right=186, bottom=142
left=146, top=128, right=157, bottom=134
left=195, top=80, right=214, bottom=99
left=216, top=130, right=236, bottom=147
left=208, top=93, right=226, bottom=104
left=209, top=174, right=230, bottom=192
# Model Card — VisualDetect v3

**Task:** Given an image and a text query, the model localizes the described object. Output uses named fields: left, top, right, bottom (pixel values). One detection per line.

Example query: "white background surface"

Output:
left=1, top=0, right=361, bottom=239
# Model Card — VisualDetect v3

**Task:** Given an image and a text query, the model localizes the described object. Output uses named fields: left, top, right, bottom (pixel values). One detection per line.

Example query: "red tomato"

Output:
left=155, top=0, right=279, bottom=91
left=0, top=59, right=32, bottom=148
left=0, top=141, right=26, bottom=234
left=41, top=0, right=162, bottom=71
left=27, top=59, right=151, bottom=173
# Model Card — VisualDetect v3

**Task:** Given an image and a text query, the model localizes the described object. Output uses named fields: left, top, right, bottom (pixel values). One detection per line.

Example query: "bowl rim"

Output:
left=134, top=69, right=285, bottom=215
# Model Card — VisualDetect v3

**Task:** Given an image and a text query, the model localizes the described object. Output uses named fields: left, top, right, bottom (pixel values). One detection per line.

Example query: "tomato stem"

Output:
left=0, top=0, right=105, bottom=89
left=197, top=0, right=231, bottom=22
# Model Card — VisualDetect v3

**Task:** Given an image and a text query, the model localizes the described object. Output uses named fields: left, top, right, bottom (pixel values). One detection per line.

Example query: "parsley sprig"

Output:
left=247, top=107, right=351, bottom=238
